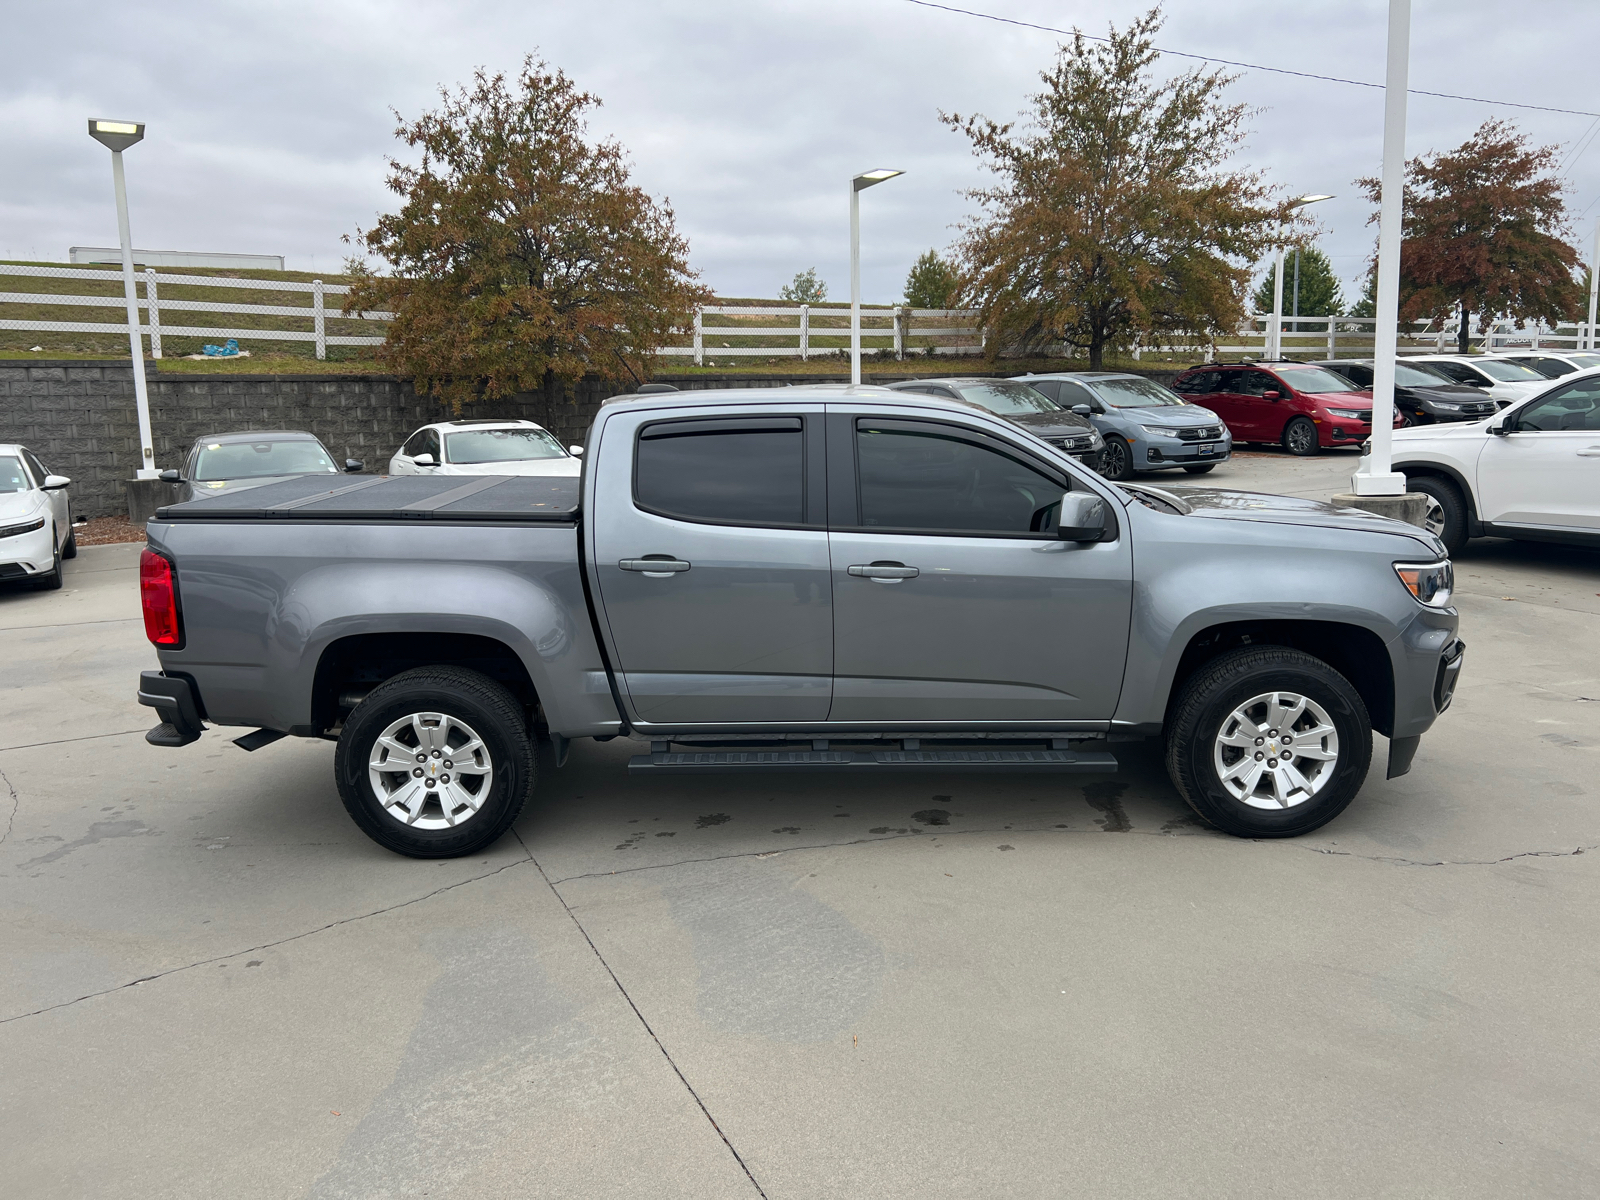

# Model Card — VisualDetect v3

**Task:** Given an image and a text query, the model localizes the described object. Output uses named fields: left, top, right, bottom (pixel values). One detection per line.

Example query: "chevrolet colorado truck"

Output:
left=136, top=386, right=1465, bottom=858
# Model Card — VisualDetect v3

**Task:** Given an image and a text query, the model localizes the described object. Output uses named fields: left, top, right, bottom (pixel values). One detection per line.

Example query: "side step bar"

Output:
left=628, top=747, right=1118, bottom=775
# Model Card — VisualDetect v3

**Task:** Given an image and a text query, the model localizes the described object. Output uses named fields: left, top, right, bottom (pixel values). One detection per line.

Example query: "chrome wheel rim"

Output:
left=1423, top=498, right=1447, bottom=538
left=1212, top=691, right=1339, bottom=810
left=367, top=711, right=494, bottom=829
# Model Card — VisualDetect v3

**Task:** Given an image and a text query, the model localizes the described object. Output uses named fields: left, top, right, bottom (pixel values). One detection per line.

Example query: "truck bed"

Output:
left=155, top=474, right=580, bottom=523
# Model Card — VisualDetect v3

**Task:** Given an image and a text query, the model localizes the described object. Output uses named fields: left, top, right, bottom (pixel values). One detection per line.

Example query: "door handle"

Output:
left=1577, top=447, right=1600, bottom=457
left=848, top=562, right=919, bottom=583
left=619, top=558, right=691, bottom=575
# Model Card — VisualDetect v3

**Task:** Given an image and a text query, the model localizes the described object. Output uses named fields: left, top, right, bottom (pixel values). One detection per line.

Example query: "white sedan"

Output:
left=0, top=443, right=75, bottom=590
left=1405, top=355, right=1547, bottom=408
left=388, top=420, right=582, bottom=478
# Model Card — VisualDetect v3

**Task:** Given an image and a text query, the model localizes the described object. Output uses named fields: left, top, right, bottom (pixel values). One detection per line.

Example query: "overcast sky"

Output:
left=3, top=0, right=1598, bottom=306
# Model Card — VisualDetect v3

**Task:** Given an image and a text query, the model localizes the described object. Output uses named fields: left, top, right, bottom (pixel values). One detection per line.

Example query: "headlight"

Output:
left=0, top=517, right=46, bottom=539
left=1326, top=407, right=1368, bottom=419
left=1394, top=560, right=1453, bottom=608
left=1088, top=431, right=1104, bottom=447
left=1139, top=425, right=1183, bottom=437
left=1432, top=402, right=1461, bottom=411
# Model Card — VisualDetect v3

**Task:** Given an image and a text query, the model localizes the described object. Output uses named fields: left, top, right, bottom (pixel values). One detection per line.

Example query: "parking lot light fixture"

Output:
left=87, top=117, right=157, bottom=480
left=851, top=169, right=904, bottom=386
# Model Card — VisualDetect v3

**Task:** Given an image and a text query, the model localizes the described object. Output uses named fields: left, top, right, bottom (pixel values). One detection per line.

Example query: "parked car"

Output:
left=159, top=430, right=361, bottom=503
left=389, top=419, right=582, bottom=477
left=1170, top=361, right=1403, bottom=455
left=1013, top=371, right=1231, bottom=480
left=138, top=385, right=1462, bottom=858
left=1403, top=355, right=1546, bottom=407
left=1310, top=359, right=1498, bottom=424
left=1380, top=367, right=1600, bottom=553
left=1488, top=350, right=1600, bottom=379
left=883, top=378, right=1104, bottom=468
left=0, top=443, right=75, bottom=590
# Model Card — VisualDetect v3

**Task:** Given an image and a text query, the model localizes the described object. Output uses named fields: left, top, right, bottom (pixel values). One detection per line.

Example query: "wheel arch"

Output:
left=1396, top=459, right=1482, bottom=537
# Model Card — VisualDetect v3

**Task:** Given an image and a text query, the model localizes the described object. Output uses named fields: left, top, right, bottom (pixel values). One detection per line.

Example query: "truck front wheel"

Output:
left=334, top=666, right=534, bottom=858
left=1164, top=647, right=1372, bottom=838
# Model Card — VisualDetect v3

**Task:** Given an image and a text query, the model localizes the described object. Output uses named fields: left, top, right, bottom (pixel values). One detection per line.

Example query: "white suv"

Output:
left=1404, top=355, right=1546, bottom=408
left=1387, top=368, right=1600, bottom=553
left=389, top=419, right=581, bottom=478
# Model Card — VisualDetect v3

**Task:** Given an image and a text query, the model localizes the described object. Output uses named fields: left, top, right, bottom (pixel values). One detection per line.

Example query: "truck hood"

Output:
left=1160, top=485, right=1444, bottom=547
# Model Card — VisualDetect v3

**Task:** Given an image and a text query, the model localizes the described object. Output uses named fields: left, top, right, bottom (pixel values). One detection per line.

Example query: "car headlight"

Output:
left=1088, top=431, right=1104, bottom=447
left=0, top=516, right=46, bottom=539
left=1431, top=402, right=1461, bottom=411
left=1326, top=407, right=1368, bottom=419
left=1139, top=425, right=1184, bottom=437
left=1394, top=560, right=1453, bottom=608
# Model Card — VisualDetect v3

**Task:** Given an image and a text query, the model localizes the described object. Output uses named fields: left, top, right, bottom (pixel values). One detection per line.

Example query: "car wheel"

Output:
left=62, top=526, right=77, bottom=559
left=1164, top=646, right=1372, bottom=838
left=1099, top=435, right=1134, bottom=481
left=1408, top=475, right=1468, bottom=555
left=334, top=666, right=534, bottom=859
left=1182, top=463, right=1216, bottom=474
left=1282, top=416, right=1319, bottom=456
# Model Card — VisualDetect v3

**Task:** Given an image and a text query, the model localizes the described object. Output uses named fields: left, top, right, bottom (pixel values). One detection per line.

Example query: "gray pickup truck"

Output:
left=136, top=386, right=1464, bottom=858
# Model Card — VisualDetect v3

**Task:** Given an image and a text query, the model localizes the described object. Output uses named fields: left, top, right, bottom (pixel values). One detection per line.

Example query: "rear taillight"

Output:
left=140, top=549, right=184, bottom=647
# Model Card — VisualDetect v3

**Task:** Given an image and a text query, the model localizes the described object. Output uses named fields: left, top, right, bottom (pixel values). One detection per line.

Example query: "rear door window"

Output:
left=636, top=417, right=807, bottom=526
left=1025, top=379, right=1061, bottom=403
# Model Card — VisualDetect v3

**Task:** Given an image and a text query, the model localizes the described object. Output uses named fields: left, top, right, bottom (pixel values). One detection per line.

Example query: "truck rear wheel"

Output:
left=334, top=666, right=534, bottom=858
left=1164, top=646, right=1372, bottom=838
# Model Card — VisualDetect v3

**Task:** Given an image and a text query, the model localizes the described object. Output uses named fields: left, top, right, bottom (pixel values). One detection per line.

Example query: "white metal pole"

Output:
left=1352, top=0, right=1410, bottom=497
left=1587, top=221, right=1599, bottom=351
left=1268, top=246, right=1285, bottom=358
left=1292, top=249, right=1301, bottom=331
left=111, top=149, right=157, bottom=479
left=850, top=185, right=862, bottom=387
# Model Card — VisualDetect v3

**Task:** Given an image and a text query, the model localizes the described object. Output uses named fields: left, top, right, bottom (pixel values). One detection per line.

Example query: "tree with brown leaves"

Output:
left=1358, top=120, right=1580, bottom=354
left=944, top=8, right=1302, bottom=369
left=346, top=58, right=709, bottom=409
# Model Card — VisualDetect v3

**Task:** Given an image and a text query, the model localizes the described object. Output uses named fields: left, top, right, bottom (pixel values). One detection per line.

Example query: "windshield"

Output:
left=0, top=456, right=29, bottom=493
left=1477, top=359, right=1546, bottom=382
left=1566, top=353, right=1600, bottom=369
left=955, top=382, right=1064, bottom=415
left=1395, top=362, right=1454, bottom=386
left=1086, top=376, right=1186, bottom=408
left=1277, top=365, right=1361, bottom=393
left=444, top=427, right=567, bottom=464
left=193, top=440, right=338, bottom=482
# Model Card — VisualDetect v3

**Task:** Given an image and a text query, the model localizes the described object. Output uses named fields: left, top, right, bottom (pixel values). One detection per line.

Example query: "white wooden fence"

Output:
left=663, top=304, right=982, bottom=364
left=0, top=262, right=391, bottom=360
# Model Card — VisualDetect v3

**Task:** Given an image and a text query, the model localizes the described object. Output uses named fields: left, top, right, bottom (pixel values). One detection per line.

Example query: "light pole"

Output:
left=87, top=118, right=157, bottom=480
left=1587, top=220, right=1599, bottom=352
left=1267, top=194, right=1332, bottom=359
left=851, top=169, right=903, bottom=386
left=1350, top=0, right=1411, bottom=497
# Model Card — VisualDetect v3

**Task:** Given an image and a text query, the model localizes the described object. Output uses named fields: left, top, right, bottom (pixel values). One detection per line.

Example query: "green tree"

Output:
left=902, top=250, right=961, bottom=309
left=943, top=8, right=1302, bottom=368
left=346, top=58, right=709, bottom=408
left=1251, top=245, right=1344, bottom=325
left=1349, top=266, right=1377, bottom=319
left=779, top=268, right=827, bottom=303
left=1357, top=119, right=1581, bottom=354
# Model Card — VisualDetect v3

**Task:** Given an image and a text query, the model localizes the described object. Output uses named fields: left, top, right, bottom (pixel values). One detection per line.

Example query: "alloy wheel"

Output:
left=1212, top=690, right=1340, bottom=809
left=367, top=711, right=495, bottom=829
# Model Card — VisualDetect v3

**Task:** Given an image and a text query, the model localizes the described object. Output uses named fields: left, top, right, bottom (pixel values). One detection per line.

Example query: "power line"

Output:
left=901, top=0, right=1600, bottom=119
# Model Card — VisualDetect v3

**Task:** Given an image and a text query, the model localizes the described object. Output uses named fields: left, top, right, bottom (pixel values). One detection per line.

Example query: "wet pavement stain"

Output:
left=772, top=826, right=802, bottom=835
left=695, top=813, right=732, bottom=828
left=868, top=827, right=910, bottom=835
left=911, top=809, right=951, bottom=826
left=1082, top=781, right=1131, bottom=832
left=20, top=819, right=150, bottom=868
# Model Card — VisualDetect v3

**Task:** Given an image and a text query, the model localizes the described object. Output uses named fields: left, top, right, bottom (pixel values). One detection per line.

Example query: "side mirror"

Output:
left=568, top=445, right=584, bottom=456
left=1070, top=404, right=1093, bottom=417
left=344, top=459, right=364, bottom=473
left=1057, top=492, right=1108, bottom=542
left=414, top=453, right=436, bottom=467
left=1263, top=390, right=1281, bottom=401
left=42, top=474, right=72, bottom=489
left=1490, top=418, right=1511, bottom=436
left=158, top=469, right=181, bottom=483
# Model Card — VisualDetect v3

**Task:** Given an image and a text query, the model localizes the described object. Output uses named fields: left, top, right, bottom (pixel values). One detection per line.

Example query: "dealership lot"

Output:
left=3, top=449, right=1597, bottom=1199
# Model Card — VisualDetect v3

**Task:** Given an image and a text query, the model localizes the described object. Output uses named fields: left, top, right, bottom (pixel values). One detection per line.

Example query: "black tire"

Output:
left=63, top=527, right=77, bottom=559
left=334, top=666, right=534, bottom=858
left=1407, top=475, right=1468, bottom=555
left=1281, top=416, right=1320, bottom=456
left=1164, top=646, right=1372, bottom=838
left=1182, top=463, right=1216, bottom=475
left=32, top=528, right=63, bottom=591
left=1099, top=435, right=1134, bottom=481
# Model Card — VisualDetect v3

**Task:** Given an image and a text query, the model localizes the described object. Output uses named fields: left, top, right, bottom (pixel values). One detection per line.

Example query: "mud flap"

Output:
left=1387, top=735, right=1421, bottom=779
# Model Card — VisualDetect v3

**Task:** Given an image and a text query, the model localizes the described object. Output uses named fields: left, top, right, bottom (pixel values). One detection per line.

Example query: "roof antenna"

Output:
left=612, top=348, right=644, bottom=389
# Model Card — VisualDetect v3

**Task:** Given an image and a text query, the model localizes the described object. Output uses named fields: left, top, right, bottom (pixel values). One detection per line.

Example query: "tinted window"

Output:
left=1521, top=357, right=1574, bottom=378
left=192, top=439, right=339, bottom=481
left=401, top=430, right=429, bottom=456
left=21, top=449, right=48, bottom=484
left=1054, top=380, right=1100, bottom=410
left=1337, top=364, right=1374, bottom=386
left=1513, top=378, right=1600, bottom=432
left=1172, top=371, right=1216, bottom=394
left=1424, top=361, right=1480, bottom=385
left=1236, top=371, right=1277, bottom=396
left=1025, top=379, right=1062, bottom=403
left=636, top=418, right=804, bottom=525
left=855, top=421, right=1063, bottom=536
left=445, top=428, right=566, bottom=464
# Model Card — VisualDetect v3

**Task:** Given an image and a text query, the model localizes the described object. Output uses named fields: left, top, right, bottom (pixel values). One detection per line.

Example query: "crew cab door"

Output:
left=589, top=406, right=833, bottom=724
left=825, top=409, right=1132, bottom=722
left=1477, top=377, right=1600, bottom=533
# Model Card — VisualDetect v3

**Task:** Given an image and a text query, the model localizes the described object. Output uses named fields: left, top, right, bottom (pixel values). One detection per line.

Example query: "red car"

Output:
left=1170, top=361, right=1404, bottom=455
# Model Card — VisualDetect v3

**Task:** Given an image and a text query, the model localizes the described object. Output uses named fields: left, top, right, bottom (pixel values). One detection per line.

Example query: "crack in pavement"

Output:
left=519, top=828, right=769, bottom=1199
left=0, top=728, right=150, bottom=754
left=0, top=856, right=534, bottom=1027
left=0, top=616, right=143, bottom=632
left=0, top=766, right=16, bottom=847
left=1296, top=843, right=1595, bottom=868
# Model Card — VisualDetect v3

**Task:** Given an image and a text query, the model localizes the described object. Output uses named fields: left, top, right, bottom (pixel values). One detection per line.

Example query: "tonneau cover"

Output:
left=153, top=474, right=580, bottom=522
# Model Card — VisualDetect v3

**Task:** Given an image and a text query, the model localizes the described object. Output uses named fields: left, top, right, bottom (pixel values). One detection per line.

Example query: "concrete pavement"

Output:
left=2, top=456, right=1597, bottom=1198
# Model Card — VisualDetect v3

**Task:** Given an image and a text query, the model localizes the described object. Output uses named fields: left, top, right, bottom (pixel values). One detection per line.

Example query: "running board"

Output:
left=627, top=747, right=1118, bottom=775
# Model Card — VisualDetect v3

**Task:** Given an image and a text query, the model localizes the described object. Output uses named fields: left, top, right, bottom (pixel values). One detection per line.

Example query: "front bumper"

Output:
left=1386, top=632, right=1465, bottom=779
left=0, top=524, right=55, bottom=577
left=138, top=670, right=205, bottom=747
left=1139, top=435, right=1232, bottom=469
